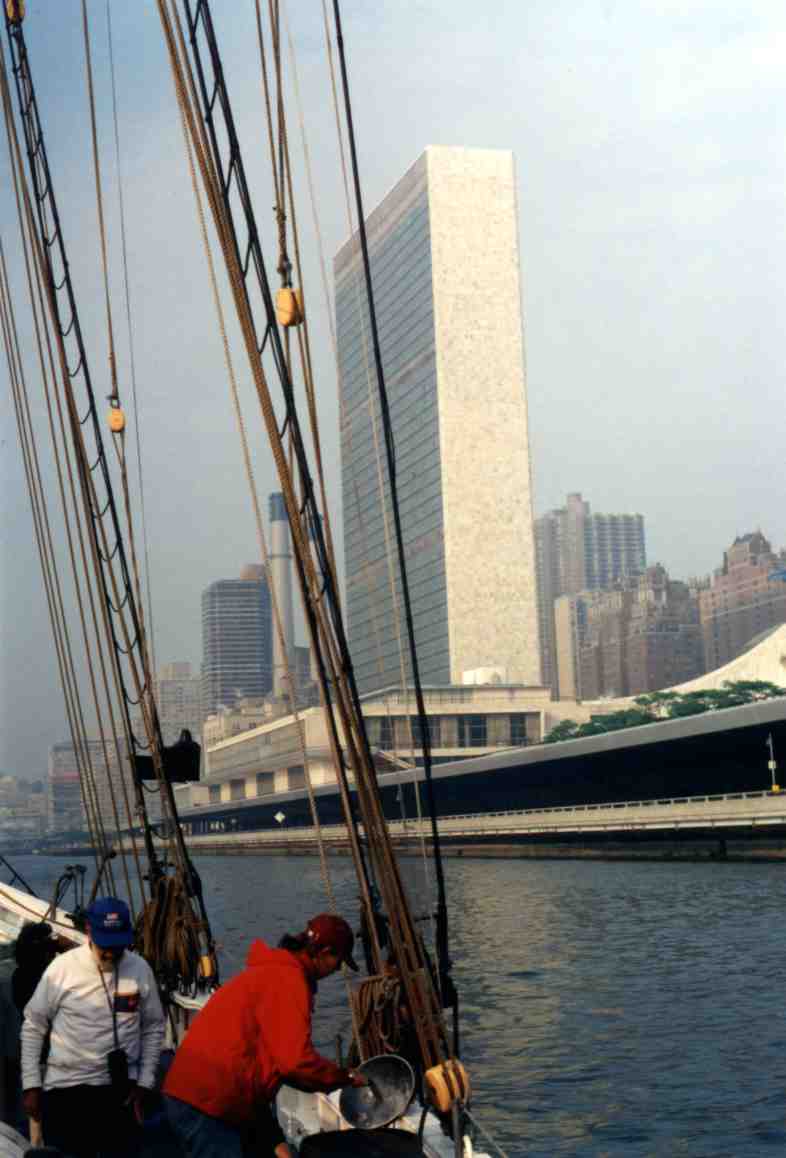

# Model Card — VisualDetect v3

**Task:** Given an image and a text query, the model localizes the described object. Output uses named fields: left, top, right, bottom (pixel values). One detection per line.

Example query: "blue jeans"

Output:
left=164, top=1093, right=286, bottom=1158
left=164, top=1095, right=244, bottom=1158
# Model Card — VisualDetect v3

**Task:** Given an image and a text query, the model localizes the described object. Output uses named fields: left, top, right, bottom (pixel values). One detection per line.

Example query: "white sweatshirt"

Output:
left=21, top=944, right=164, bottom=1092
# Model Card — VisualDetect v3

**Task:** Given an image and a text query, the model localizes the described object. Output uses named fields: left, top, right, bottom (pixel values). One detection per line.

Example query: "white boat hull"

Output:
left=0, top=882, right=83, bottom=947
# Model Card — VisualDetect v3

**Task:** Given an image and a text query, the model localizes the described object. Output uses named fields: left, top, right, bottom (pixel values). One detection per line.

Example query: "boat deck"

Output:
left=300, top=1129, right=425, bottom=1155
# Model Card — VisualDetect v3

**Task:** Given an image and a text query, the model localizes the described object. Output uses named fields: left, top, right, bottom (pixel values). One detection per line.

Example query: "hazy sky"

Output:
left=1, top=1, right=785, bottom=777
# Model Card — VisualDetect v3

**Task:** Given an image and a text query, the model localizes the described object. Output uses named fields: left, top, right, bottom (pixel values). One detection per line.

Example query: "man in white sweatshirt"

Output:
left=20, top=896, right=164, bottom=1158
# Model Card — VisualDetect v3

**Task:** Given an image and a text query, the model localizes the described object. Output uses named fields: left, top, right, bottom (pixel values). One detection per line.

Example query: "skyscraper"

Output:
left=201, top=567, right=272, bottom=717
left=335, top=146, right=540, bottom=694
left=535, top=493, right=646, bottom=695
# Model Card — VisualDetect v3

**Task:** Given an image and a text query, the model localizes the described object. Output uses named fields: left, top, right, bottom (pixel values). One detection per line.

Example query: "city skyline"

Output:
left=2, top=2, right=785, bottom=775
left=536, top=492, right=647, bottom=694
left=5, top=513, right=786, bottom=782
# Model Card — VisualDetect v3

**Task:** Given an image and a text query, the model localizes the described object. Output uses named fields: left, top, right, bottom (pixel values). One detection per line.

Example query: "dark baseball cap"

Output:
left=86, top=897, right=134, bottom=949
left=306, top=913, right=359, bottom=971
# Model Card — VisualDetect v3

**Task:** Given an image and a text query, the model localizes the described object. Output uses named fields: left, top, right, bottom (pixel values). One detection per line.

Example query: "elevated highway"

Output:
left=175, top=789, right=786, bottom=857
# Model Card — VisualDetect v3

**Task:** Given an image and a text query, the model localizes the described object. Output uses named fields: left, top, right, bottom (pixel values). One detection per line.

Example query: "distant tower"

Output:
left=269, top=493, right=295, bottom=697
left=335, top=146, right=540, bottom=693
left=201, top=568, right=272, bottom=716
left=535, top=493, right=646, bottom=696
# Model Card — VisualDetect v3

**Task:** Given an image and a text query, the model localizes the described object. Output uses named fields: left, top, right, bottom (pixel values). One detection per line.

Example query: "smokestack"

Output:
left=270, top=493, right=294, bottom=697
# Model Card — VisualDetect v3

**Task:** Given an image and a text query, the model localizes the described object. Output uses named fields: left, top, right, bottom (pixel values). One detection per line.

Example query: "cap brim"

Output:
left=90, top=929, right=133, bottom=949
left=344, top=953, right=359, bottom=972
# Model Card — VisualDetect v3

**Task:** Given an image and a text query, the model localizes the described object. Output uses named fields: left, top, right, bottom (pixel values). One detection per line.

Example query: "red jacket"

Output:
left=163, top=940, right=350, bottom=1125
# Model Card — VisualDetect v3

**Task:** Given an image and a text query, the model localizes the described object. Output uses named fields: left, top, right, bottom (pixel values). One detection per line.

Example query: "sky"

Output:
left=1, top=0, right=785, bottom=777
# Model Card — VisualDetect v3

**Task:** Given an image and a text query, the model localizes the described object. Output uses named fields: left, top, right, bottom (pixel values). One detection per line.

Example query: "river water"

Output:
left=10, top=853, right=786, bottom=1157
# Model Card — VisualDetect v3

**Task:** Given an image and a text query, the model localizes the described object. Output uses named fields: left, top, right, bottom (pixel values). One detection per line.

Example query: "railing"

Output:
left=439, top=789, right=771, bottom=821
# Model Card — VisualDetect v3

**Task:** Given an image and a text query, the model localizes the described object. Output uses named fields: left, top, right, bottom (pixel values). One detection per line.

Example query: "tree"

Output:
left=543, top=719, right=580, bottom=744
left=666, top=695, right=710, bottom=718
left=541, top=679, right=786, bottom=744
left=598, top=709, right=656, bottom=732
left=722, top=680, right=786, bottom=701
left=574, top=719, right=615, bottom=738
left=633, top=691, right=679, bottom=719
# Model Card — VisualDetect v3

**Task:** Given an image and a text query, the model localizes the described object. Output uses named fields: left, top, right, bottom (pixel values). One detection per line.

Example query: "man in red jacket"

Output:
left=163, top=913, right=367, bottom=1158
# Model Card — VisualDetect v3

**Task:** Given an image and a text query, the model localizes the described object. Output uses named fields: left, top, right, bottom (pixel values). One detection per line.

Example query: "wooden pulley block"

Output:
left=108, top=405, right=125, bottom=433
left=424, top=1058, right=471, bottom=1113
left=6, top=0, right=24, bottom=23
left=276, top=286, right=304, bottom=327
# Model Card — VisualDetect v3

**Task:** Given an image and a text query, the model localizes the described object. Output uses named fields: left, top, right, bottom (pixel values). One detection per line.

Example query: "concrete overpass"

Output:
left=172, top=788, right=786, bottom=858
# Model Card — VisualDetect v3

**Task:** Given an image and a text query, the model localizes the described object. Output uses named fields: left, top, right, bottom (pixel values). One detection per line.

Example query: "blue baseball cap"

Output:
left=86, top=897, right=134, bottom=949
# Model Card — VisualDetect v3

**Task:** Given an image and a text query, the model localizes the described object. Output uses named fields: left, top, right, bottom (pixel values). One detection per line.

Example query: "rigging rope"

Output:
left=463, top=1108, right=511, bottom=1158
left=311, top=0, right=439, bottom=973
left=0, top=244, right=127, bottom=899
left=0, top=243, right=105, bottom=878
left=81, top=0, right=157, bottom=753
left=160, top=0, right=456, bottom=1086
left=2, top=12, right=161, bottom=891
left=105, top=0, right=158, bottom=678
left=80, top=0, right=119, bottom=406
left=156, top=1, right=380, bottom=949
left=0, top=71, right=147, bottom=907
left=280, top=1, right=434, bottom=972
left=165, top=7, right=338, bottom=916
left=281, top=3, right=405, bottom=788
left=330, top=0, right=453, bottom=1000
left=2, top=9, right=216, bottom=977
left=0, top=63, right=130, bottom=888
left=257, top=0, right=342, bottom=611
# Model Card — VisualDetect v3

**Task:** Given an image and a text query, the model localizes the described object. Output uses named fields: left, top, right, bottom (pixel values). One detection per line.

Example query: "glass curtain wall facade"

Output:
left=337, top=156, right=449, bottom=692
left=201, top=576, right=272, bottom=716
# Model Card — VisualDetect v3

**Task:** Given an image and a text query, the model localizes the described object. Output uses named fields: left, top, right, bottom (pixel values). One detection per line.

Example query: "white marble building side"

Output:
left=426, top=146, right=540, bottom=683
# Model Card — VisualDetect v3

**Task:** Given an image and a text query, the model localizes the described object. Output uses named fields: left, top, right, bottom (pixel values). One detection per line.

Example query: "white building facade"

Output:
left=335, top=146, right=540, bottom=695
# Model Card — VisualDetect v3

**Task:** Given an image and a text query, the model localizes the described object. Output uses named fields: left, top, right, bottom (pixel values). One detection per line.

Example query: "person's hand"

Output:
left=125, top=1083, right=151, bottom=1126
left=347, top=1070, right=368, bottom=1088
left=23, top=1087, right=42, bottom=1122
